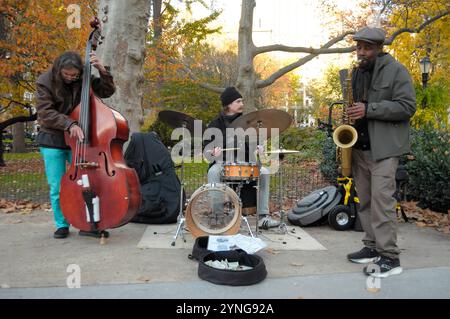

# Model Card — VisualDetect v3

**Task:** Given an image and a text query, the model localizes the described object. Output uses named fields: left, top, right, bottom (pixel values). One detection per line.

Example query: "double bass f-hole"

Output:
left=99, top=151, right=115, bottom=177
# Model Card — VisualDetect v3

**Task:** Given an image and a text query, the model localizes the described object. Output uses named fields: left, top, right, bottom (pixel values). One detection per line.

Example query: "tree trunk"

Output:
left=152, top=0, right=163, bottom=40
left=0, top=133, right=5, bottom=166
left=0, top=12, right=7, bottom=59
left=96, top=0, right=150, bottom=134
left=237, top=0, right=257, bottom=112
left=152, top=0, right=164, bottom=109
left=12, top=122, right=25, bottom=153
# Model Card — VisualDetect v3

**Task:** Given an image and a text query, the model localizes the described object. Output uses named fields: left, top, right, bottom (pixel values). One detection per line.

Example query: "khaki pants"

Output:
left=352, top=149, right=400, bottom=259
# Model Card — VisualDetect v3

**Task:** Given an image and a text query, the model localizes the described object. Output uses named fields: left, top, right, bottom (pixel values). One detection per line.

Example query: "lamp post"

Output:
left=419, top=56, right=432, bottom=89
left=419, top=56, right=432, bottom=107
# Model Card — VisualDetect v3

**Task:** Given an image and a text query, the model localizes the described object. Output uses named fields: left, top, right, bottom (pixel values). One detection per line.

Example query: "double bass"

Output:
left=60, top=18, right=141, bottom=233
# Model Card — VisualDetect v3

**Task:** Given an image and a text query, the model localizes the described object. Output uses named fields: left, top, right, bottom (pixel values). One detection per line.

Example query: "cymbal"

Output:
left=228, top=109, right=292, bottom=139
left=265, top=149, right=300, bottom=154
left=158, top=110, right=204, bottom=133
left=205, top=148, right=239, bottom=153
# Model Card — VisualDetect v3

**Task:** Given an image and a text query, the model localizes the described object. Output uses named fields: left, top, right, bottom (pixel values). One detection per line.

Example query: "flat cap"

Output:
left=353, top=27, right=386, bottom=44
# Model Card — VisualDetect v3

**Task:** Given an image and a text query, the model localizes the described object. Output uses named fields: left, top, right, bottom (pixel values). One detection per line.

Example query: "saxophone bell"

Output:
left=333, top=124, right=358, bottom=149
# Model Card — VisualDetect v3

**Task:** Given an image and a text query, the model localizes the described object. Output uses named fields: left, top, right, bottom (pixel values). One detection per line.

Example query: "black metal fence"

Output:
left=0, top=154, right=332, bottom=206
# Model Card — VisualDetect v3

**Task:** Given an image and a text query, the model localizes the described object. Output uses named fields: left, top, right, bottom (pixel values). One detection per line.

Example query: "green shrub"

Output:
left=277, top=127, right=327, bottom=163
left=406, top=127, right=450, bottom=213
left=319, top=135, right=337, bottom=182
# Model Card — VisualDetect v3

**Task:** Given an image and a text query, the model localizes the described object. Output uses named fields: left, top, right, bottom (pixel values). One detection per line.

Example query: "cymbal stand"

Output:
left=171, top=122, right=187, bottom=246
left=277, top=158, right=288, bottom=234
left=254, top=120, right=263, bottom=237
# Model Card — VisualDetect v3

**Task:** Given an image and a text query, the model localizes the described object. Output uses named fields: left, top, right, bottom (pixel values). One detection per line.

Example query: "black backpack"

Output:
left=124, top=132, right=183, bottom=224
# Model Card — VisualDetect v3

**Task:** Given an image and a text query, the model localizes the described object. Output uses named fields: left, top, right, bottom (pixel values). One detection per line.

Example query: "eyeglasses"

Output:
left=61, top=70, right=80, bottom=80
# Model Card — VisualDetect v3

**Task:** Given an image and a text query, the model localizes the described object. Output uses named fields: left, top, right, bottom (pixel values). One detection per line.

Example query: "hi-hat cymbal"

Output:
left=205, top=147, right=239, bottom=153
left=265, top=149, right=300, bottom=154
left=228, top=109, right=292, bottom=139
left=158, top=110, right=204, bottom=133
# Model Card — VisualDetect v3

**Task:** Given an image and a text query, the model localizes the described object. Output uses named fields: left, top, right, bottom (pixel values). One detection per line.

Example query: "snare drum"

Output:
left=222, top=162, right=260, bottom=181
left=185, top=183, right=242, bottom=238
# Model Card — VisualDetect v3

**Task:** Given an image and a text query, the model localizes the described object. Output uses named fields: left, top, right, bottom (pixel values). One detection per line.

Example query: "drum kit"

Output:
left=158, top=108, right=300, bottom=245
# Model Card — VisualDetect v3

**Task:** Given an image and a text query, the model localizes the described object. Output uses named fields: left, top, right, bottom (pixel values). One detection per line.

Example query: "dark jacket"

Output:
left=364, top=53, right=416, bottom=160
left=35, top=67, right=115, bottom=149
left=204, top=112, right=252, bottom=169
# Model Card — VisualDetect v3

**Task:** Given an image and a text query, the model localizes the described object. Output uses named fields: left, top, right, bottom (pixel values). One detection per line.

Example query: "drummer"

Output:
left=204, top=87, right=280, bottom=229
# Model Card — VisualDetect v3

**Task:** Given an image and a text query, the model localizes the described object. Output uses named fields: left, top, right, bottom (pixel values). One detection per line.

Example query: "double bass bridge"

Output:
left=76, top=162, right=100, bottom=169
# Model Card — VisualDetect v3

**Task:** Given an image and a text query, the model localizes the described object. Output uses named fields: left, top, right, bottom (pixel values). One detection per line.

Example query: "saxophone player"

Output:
left=346, top=27, right=416, bottom=278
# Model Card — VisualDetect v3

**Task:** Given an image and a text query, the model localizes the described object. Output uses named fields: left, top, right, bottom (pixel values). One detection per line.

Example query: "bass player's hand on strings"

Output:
left=69, top=124, right=85, bottom=142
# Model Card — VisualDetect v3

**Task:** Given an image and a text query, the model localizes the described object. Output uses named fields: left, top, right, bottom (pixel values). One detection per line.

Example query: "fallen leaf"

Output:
left=265, top=248, right=279, bottom=255
left=290, top=262, right=303, bottom=267
left=20, top=209, right=33, bottom=215
left=367, top=287, right=380, bottom=293
left=416, top=222, right=427, bottom=227
left=137, top=276, right=151, bottom=283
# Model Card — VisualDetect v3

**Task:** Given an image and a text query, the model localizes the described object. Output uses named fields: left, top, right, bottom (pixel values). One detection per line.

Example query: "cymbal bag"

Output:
left=287, top=186, right=341, bottom=226
left=188, top=236, right=212, bottom=261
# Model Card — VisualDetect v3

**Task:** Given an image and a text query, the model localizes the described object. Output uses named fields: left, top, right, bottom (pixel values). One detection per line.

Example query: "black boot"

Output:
left=54, top=227, right=69, bottom=239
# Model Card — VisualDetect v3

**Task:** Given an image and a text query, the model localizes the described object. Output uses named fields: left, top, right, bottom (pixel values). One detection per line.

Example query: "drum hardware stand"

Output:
left=220, top=178, right=255, bottom=238
left=253, top=120, right=264, bottom=237
left=171, top=122, right=188, bottom=246
left=276, top=157, right=288, bottom=235
left=233, top=180, right=255, bottom=238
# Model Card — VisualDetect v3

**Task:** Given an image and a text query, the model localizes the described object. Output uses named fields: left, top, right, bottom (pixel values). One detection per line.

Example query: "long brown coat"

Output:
left=35, top=68, right=115, bottom=148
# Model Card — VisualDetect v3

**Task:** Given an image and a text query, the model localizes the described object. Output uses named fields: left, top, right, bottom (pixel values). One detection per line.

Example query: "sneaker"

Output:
left=364, top=255, right=403, bottom=278
left=258, top=216, right=280, bottom=230
left=54, top=227, right=69, bottom=239
left=78, top=230, right=110, bottom=238
left=347, top=247, right=380, bottom=264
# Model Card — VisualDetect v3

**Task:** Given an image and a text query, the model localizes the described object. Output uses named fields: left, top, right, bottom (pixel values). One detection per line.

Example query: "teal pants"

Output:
left=40, top=147, right=71, bottom=229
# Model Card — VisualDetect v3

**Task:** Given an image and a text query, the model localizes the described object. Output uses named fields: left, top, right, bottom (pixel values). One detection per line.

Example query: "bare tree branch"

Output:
left=256, top=55, right=318, bottom=89
left=254, top=44, right=356, bottom=56
left=384, top=8, right=450, bottom=45
left=256, top=9, right=450, bottom=88
left=171, top=58, right=224, bottom=93
left=253, top=31, right=355, bottom=56
left=256, top=31, right=355, bottom=88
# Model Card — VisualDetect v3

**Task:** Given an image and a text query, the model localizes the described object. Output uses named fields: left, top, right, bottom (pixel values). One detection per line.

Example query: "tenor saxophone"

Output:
left=333, top=67, right=358, bottom=177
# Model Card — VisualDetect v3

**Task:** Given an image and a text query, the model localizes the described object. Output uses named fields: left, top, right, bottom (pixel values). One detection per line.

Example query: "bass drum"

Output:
left=185, top=183, right=242, bottom=238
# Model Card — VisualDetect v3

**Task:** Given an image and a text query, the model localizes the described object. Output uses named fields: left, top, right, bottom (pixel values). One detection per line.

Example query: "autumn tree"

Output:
left=183, top=0, right=449, bottom=112
left=383, top=0, right=450, bottom=128
left=0, top=1, right=93, bottom=157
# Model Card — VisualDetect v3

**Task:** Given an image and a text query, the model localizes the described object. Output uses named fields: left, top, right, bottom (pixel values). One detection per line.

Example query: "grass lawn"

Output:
left=4, top=152, right=41, bottom=161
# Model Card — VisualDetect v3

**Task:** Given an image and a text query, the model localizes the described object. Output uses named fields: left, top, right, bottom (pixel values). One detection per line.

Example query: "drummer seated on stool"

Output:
left=204, top=87, right=280, bottom=229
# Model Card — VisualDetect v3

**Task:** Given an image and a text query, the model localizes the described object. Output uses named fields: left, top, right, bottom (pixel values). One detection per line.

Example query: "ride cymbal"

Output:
left=228, top=109, right=292, bottom=139
left=158, top=110, right=204, bottom=133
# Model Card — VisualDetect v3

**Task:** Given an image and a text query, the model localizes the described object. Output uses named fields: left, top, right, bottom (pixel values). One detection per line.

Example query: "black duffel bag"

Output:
left=125, top=132, right=184, bottom=224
